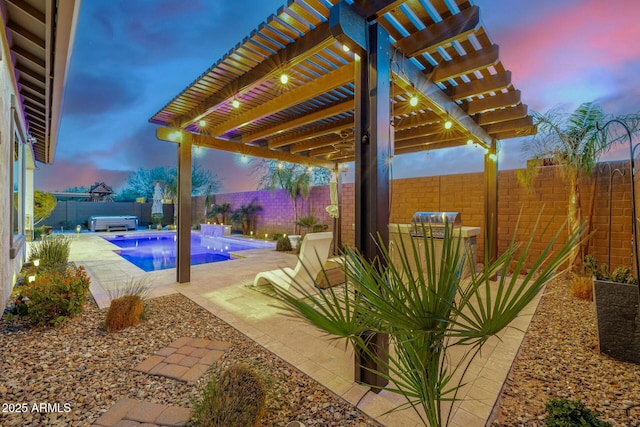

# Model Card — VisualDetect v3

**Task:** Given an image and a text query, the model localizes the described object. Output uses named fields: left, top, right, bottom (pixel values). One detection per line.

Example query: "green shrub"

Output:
left=275, top=236, right=292, bottom=252
left=545, top=398, right=611, bottom=427
left=194, top=364, right=266, bottom=427
left=28, top=235, right=71, bottom=269
left=13, top=265, right=91, bottom=326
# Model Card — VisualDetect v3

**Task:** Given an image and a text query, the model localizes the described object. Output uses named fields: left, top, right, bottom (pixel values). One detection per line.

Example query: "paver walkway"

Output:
left=134, top=337, right=230, bottom=382
left=92, top=398, right=191, bottom=427
left=95, top=337, right=229, bottom=426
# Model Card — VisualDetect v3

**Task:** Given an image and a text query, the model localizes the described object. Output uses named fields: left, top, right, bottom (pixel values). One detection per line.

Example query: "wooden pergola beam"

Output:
left=485, top=116, right=533, bottom=135
left=392, top=48, right=493, bottom=146
left=205, top=63, right=354, bottom=138
left=395, top=139, right=464, bottom=155
left=429, top=44, right=499, bottom=83
left=291, top=135, right=345, bottom=153
left=171, top=21, right=336, bottom=129
left=268, top=116, right=354, bottom=148
left=447, top=71, right=512, bottom=101
left=393, top=111, right=440, bottom=130
left=465, top=90, right=521, bottom=115
left=394, top=6, right=480, bottom=57
left=475, top=104, right=528, bottom=126
left=243, top=98, right=353, bottom=143
left=349, top=0, right=407, bottom=20
left=395, top=135, right=462, bottom=150
left=157, top=127, right=335, bottom=169
left=394, top=123, right=445, bottom=141
left=491, top=125, right=537, bottom=140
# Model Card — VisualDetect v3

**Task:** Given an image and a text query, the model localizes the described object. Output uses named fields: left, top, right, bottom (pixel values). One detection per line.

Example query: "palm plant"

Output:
left=208, top=202, right=232, bottom=224
left=231, top=198, right=263, bottom=235
left=259, top=161, right=313, bottom=234
left=518, top=101, right=640, bottom=265
left=269, top=214, right=583, bottom=426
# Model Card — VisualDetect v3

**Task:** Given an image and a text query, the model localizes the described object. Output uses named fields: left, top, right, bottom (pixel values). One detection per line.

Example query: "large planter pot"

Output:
left=593, top=279, right=640, bottom=363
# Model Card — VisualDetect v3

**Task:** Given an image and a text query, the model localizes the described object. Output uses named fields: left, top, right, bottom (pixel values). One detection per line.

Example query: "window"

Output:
left=10, top=130, right=25, bottom=258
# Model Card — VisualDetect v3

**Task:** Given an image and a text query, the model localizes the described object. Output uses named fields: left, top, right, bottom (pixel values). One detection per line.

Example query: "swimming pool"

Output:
left=103, top=232, right=274, bottom=272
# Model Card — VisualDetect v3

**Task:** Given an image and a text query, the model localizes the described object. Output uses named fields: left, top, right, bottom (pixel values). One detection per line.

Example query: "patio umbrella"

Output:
left=325, top=171, right=339, bottom=218
left=152, top=182, right=163, bottom=215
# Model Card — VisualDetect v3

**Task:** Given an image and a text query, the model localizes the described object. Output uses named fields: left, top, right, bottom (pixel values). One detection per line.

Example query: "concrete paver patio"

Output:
left=70, top=231, right=540, bottom=427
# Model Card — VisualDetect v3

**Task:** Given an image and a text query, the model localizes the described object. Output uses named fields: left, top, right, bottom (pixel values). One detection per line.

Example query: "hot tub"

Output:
left=89, top=216, right=138, bottom=232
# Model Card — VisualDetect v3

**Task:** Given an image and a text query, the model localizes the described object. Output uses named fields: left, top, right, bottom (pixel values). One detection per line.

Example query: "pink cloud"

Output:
left=35, top=160, right=131, bottom=192
left=493, top=0, right=640, bottom=109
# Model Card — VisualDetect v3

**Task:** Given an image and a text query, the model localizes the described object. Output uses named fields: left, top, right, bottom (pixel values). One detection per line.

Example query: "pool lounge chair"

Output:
left=252, top=231, right=334, bottom=296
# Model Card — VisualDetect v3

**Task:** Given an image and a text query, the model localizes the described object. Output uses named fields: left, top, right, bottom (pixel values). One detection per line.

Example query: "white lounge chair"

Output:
left=253, top=231, right=334, bottom=296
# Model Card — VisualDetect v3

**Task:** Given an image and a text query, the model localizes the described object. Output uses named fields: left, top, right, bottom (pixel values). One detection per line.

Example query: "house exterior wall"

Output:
left=0, top=17, right=29, bottom=313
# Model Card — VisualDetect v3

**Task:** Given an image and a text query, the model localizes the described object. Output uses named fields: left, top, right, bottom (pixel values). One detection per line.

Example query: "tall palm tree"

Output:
left=266, top=162, right=312, bottom=234
left=518, top=101, right=640, bottom=265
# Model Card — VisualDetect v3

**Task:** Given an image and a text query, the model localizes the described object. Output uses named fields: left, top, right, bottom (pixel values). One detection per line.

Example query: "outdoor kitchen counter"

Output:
left=388, top=223, right=480, bottom=277
left=388, top=223, right=480, bottom=238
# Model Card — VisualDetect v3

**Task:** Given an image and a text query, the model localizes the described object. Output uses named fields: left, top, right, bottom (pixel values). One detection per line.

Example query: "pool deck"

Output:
left=67, top=231, right=539, bottom=427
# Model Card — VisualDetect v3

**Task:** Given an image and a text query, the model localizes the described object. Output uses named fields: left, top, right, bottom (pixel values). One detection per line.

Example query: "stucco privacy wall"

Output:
left=0, top=22, right=28, bottom=312
left=202, top=186, right=334, bottom=237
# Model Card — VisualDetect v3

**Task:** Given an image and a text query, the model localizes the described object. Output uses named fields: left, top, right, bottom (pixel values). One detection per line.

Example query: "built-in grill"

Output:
left=389, top=212, right=480, bottom=278
left=410, top=212, right=461, bottom=238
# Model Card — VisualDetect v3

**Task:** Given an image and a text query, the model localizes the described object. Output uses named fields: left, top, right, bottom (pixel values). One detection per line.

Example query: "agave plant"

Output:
left=269, top=213, right=583, bottom=426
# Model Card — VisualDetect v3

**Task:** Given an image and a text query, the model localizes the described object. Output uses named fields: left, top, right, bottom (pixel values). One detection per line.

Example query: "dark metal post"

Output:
left=177, top=132, right=192, bottom=283
left=484, top=139, right=498, bottom=264
left=353, top=22, right=391, bottom=390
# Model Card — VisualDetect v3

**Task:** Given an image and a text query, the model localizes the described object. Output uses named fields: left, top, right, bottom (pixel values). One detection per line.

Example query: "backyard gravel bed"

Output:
left=492, top=275, right=640, bottom=426
left=0, top=293, right=380, bottom=427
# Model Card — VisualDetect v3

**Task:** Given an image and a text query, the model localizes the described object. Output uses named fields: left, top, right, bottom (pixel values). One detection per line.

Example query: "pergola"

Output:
left=150, top=0, right=535, bottom=385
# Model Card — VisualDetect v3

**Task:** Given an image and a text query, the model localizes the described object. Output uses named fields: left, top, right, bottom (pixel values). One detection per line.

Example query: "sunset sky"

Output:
left=34, top=0, right=640, bottom=194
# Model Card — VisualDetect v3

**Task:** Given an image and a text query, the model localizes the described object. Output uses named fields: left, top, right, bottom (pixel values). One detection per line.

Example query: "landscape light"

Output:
left=232, top=98, right=240, bottom=109
left=444, top=120, right=453, bottom=130
left=280, top=73, right=289, bottom=84
left=28, top=275, right=36, bottom=283
left=33, top=259, right=40, bottom=267
left=409, top=95, right=418, bottom=107
left=277, top=161, right=284, bottom=170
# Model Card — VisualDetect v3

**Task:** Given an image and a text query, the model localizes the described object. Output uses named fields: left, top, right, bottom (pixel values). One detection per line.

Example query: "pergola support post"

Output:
left=177, top=132, right=192, bottom=283
left=484, top=139, right=498, bottom=263
left=353, top=21, right=391, bottom=390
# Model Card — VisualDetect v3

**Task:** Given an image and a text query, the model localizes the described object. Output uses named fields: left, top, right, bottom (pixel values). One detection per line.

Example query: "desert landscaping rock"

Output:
left=492, top=275, right=640, bottom=427
left=0, top=293, right=380, bottom=427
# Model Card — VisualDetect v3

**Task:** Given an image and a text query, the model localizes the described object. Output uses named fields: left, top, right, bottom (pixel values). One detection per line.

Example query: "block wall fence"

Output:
left=211, top=160, right=634, bottom=270
left=45, top=160, right=635, bottom=270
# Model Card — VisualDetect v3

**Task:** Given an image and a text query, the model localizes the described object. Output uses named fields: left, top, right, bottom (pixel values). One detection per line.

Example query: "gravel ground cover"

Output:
left=0, top=293, right=381, bottom=427
left=492, top=275, right=640, bottom=427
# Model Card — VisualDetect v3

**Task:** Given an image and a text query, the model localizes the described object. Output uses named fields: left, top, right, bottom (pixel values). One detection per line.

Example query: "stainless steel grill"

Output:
left=410, top=212, right=461, bottom=238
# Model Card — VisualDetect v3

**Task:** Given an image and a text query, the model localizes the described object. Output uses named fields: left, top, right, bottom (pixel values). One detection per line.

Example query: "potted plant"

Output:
left=585, top=255, right=640, bottom=363
left=151, top=213, right=164, bottom=230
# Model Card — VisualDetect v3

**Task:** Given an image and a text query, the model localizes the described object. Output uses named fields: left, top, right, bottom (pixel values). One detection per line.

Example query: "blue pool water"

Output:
left=103, top=232, right=273, bottom=272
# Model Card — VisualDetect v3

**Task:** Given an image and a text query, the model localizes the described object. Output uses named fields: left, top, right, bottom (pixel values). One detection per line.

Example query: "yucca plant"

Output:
left=269, top=213, right=584, bottom=426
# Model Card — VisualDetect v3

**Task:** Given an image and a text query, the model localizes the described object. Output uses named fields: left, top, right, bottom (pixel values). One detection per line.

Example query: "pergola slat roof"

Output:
left=150, top=0, right=535, bottom=166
